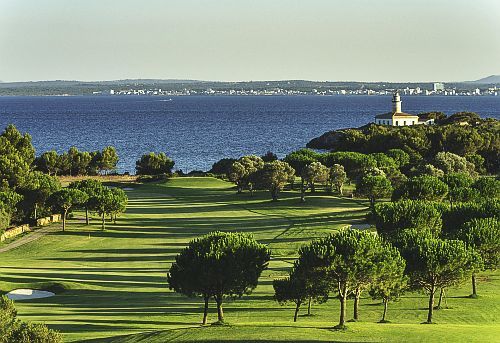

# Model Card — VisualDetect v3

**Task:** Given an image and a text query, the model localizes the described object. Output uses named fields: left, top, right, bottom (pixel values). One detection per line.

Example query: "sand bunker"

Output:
left=122, top=187, right=134, bottom=191
left=6, top=289, right=55, bottom=300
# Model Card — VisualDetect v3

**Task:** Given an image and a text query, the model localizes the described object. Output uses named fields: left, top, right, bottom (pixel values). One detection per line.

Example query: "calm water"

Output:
left=0, top=95, right=499, bottom=173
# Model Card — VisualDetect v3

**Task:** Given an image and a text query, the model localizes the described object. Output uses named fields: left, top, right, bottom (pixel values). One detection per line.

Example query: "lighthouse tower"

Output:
left=392, top=91, right=402, bottom=113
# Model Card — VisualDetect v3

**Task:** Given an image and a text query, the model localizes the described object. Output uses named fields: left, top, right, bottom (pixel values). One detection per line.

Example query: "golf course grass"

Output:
left=0, top=177, right=498, bottom=342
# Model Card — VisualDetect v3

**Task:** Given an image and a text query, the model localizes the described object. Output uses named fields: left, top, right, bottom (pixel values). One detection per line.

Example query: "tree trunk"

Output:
left=271, top=188, right=279, bottom=201
left=353, top=287, right=361, bottom=320
left=310, top=183, right=316, bottom=193
left=34, top=204, right=38, bottom=220
left=382, top=298, right=388, bottom=322
left=307, top=297, right=312, bottom=316
left=339, top=185, right=343, bottom=196
left=426, top=285, right=436, bottom=323
left=114, top=214, right=117, bottom=224
left=202, top=295, right=209, bottom=325
left=62, top=210, right=67, bottom=232
left=294, top=301, right=301, bottom=322
left=215, top=295, right=224, bottom=323
left=101, top=213, right=106, bottom=230
left=472, top=273, right=477, bottom=297
left=437, top=288, right=445, bottom=309
left=300, top=180, right=306, bottom=202
left=338, top=289, right=347, bottom=328
left=370, top=197, right=375, bottom=209
left=237, top=183, right=243, bottom=194
left=85, top=207, right=89, bottom=225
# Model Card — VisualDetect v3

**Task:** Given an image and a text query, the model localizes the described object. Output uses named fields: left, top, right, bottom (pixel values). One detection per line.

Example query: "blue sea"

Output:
left=0, top=95, right=498, bottom=173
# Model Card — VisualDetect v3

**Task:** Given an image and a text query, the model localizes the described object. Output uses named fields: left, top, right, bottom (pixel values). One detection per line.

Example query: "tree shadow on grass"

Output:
left=79, top=325, right=370, bottom=343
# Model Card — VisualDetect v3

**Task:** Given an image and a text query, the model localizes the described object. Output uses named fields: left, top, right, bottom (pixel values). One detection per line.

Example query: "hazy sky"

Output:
left=1, top=0, right=499, bottom=82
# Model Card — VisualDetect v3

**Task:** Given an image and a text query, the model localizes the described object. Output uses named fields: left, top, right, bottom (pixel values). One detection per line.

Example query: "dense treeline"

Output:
left=307, top=112, right=499, bottom=174
left=0, top=125, right=127, bottom=233
left=35, top=146, right=119, bottom=176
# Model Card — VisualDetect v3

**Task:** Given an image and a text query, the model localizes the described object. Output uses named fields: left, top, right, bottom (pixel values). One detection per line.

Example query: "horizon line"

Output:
left=1, top=75, right=498, bottom=84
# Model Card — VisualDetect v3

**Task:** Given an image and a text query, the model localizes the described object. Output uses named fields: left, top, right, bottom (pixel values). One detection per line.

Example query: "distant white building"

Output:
left=433, top=82, right=445, bottom=92
left=375, top=92, right=434, bottom=126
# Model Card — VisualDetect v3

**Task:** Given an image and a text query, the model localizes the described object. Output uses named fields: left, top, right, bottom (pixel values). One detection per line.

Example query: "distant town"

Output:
left=0, top=78, right=499, bottom=96
left=102, top=82, right=499, bottom=97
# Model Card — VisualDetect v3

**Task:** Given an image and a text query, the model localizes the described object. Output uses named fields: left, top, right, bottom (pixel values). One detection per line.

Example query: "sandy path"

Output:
left=0, top=224, right=59, bottom=253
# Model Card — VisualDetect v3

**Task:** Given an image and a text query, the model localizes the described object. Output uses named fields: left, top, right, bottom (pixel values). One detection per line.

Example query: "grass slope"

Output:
left=0, top=177, right=498, bottom=342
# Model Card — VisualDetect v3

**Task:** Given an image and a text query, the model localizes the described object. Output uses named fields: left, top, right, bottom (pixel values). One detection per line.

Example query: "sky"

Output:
left=0, top=0, right=499, bottom=82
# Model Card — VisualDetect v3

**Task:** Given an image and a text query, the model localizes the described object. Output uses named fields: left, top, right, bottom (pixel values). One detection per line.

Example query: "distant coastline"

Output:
left=0, top=78, right=499, bottom=97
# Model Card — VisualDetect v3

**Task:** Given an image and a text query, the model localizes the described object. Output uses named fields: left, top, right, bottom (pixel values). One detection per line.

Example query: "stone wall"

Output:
left=36, top=214, right=61, bottom=227
left=1, top=224, right=30, bottom=242
left=0, top=214, right=62, bottom=242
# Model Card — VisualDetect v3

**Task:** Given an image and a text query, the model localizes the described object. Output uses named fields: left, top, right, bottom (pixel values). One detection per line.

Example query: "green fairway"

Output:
left=0, top=177, right=498, bottom=342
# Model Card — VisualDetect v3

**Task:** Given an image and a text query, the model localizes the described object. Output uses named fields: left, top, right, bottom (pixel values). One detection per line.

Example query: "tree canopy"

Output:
left=135, top=152, right=175, bottom=175
left=252, top=160, right=295, bottom=200
left=48, top=189, right=88, bottom=231
left=168, top=231, right=270, bottom=324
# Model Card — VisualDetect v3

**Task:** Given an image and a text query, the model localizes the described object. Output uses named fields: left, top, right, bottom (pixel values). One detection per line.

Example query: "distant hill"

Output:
left=469, top=75, right=500, bottom=84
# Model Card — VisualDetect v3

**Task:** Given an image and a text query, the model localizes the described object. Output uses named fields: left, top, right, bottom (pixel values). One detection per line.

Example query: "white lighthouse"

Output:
left=374, top=91, right=434, bottom=126
left=392, top=91, right=402, bottom=113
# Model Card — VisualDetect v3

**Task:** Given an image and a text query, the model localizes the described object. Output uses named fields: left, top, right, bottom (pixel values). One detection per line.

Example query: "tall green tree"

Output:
left=88, top=187, right=115, bottom=230
left=301, top=162, right=329, bottom=193
left=321, top=151, right=376, bottom=181
left=69, top=179, right=104, bottom=225
left=0, top=124, right=35, bottom=166
left=355, top=173, right=392, bottom=209
left=229, top=155, right=264, bottom=193
left=368, top=246, right=407, bottom=323
left=273, top=277, right=306, bottom=322
left=99, top=146, right=119, bottom=174
left=135, top=152, right=175, bottom=175
left=34, top=151, right=59, bottom=175
left=299, top=161, right=328, bottom=202
left=67, top=147, right=92, bottom=176
left=402, top=238, right=478, bottom=324
left=455, top=218, right=500, bottom=297
left=209, top=158, right=237, bottom=176
left=20, top=172, right=61, bottom=219
left=299, top=229, right=385, bottom=329
left=0, top=190, right=23, bottom=220
left=109, top=188, right=128, bottom=223
left=252, top=161, right=295, bottom=201
left=49, top=189, right=88, bottom=231
left=327, top=164, right=347, bottom=195
left=168, top=231, right=270, bottom=324
left=274, top=257, right=329, bottom=322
